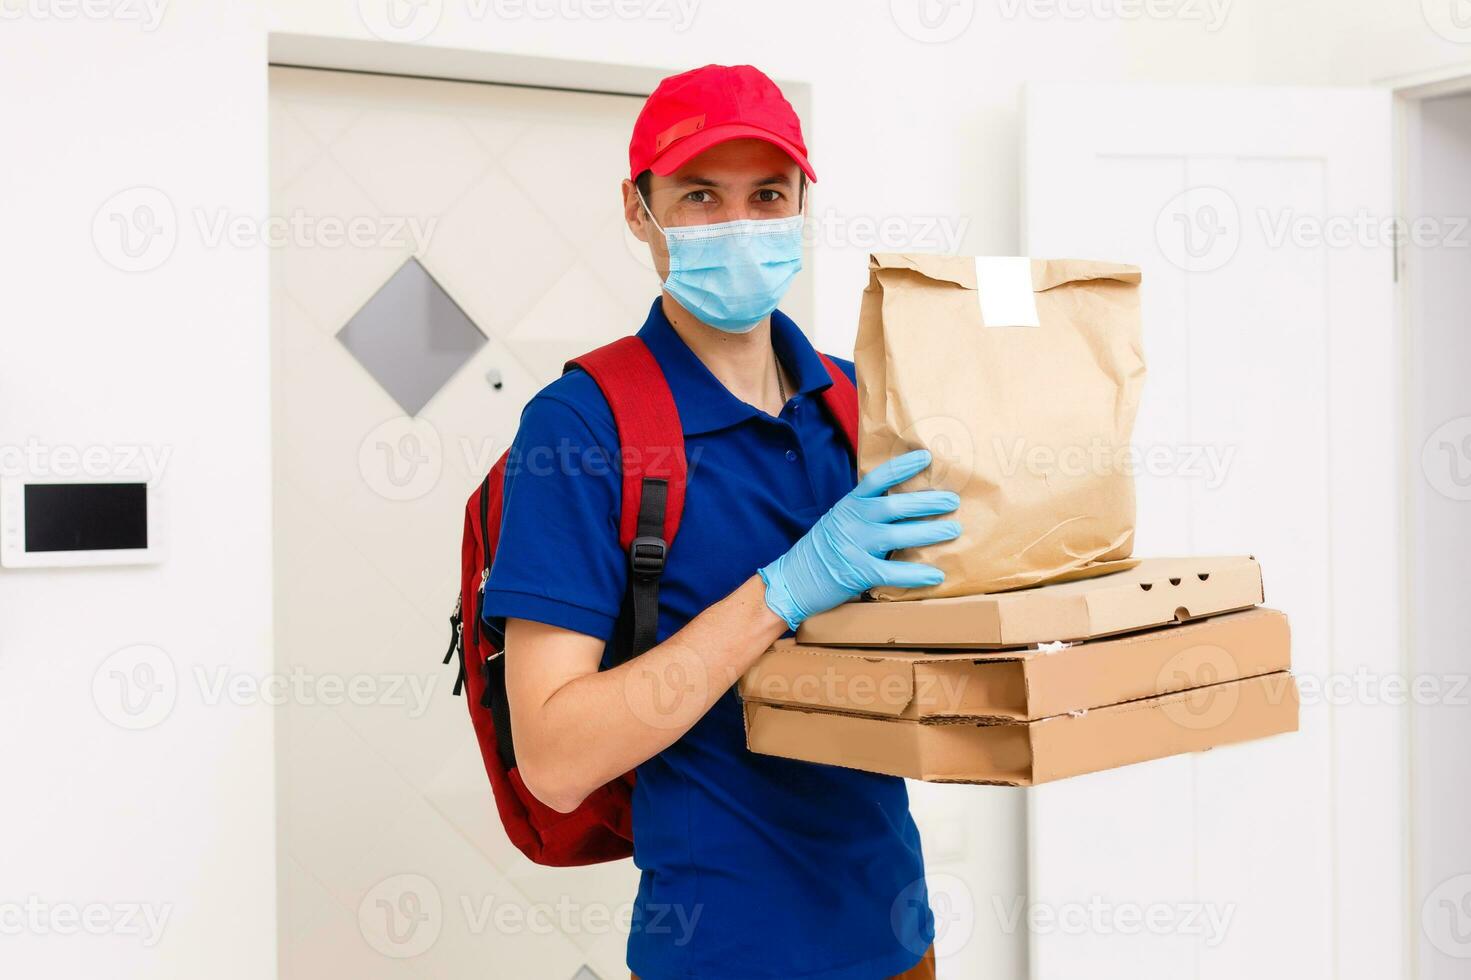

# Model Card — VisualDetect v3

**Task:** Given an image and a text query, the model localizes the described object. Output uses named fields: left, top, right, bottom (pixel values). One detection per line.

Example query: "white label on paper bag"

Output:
left=973, top=256, right=1040, bottom=328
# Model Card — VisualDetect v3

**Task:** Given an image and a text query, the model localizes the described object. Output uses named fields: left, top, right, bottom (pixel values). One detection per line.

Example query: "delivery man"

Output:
left=483, top=64, right=962, bottom=980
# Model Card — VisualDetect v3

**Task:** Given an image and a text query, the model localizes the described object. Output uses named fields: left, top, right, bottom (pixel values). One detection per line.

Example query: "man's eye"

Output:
left=756, top=189, right=783, bottom=203
left=685, top=190, right=712, bottom=204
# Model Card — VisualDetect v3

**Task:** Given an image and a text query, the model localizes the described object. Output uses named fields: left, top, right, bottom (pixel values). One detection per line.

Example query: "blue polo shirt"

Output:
left=483, top=298, right=932, bottom=980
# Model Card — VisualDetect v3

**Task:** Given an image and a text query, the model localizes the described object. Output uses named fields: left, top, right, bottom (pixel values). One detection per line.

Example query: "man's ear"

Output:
left=622, top=179, right=651, bottom=244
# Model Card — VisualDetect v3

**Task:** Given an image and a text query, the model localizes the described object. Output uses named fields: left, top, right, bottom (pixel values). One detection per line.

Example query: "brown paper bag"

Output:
left=856, top=254, right=1146, bottom=600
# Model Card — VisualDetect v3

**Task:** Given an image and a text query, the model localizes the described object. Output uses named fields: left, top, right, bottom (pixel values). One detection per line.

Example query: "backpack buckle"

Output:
left=629, top=535, right=666, bottom=578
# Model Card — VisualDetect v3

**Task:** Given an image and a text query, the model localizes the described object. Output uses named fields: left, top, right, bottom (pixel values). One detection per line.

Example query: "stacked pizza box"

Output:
left=739, top=556, right=1298, bottom=785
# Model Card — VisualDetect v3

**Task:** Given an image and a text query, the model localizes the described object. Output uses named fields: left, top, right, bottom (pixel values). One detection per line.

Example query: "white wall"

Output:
left=0, top=4, right=275, bottom=978
left=1249, top=0, right=1471, bottom=85
left=2, top=1, right=1465, bottom=977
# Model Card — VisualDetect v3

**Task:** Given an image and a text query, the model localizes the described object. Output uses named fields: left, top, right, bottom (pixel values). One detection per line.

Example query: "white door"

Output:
left=1022, top=83, right=1402, bottom=980
left=269, top=66, right=662, bottom=979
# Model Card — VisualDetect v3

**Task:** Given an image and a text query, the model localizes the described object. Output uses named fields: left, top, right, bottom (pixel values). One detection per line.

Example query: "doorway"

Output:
left=268, top=64, right=651, bottom=979
left=1400, top=80, right=1471, bottom=980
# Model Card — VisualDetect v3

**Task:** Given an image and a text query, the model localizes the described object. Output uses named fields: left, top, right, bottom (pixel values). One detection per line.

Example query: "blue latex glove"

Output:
left=758, top=449, right=962, bottom=629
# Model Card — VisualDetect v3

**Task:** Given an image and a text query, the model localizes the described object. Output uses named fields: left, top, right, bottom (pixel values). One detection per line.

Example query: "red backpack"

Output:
left=444, top=334, right=859, bottom=867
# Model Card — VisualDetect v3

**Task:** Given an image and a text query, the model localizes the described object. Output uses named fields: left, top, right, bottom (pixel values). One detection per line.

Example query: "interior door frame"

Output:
left=1390, top=62, right=1471, bottom=980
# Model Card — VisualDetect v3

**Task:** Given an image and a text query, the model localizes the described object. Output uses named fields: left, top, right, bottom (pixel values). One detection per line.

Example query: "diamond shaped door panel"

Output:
left=337, top=258, right=486, bottom=416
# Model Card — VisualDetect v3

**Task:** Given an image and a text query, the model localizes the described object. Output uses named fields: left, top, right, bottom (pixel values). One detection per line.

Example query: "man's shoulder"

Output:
left=518, top=368, right=618, bottom=444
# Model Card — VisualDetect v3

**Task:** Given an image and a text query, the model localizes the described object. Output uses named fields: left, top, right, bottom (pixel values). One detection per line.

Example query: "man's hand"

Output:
left=758, top=449, right=962, bottom=629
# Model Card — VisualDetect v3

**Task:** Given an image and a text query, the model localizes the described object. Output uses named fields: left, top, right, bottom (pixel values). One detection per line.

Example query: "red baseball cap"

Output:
left=629, top=64, right=817, bottom=184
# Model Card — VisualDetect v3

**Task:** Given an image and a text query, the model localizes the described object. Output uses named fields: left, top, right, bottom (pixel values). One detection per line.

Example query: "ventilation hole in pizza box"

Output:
left=1139, top=583, right=1153, bottom=591
left=1169, top=577, right=1182, bottom=586
left=1197, top=573, right=1210, bottom=581
left=1174, top=606, right=1191, bottom=622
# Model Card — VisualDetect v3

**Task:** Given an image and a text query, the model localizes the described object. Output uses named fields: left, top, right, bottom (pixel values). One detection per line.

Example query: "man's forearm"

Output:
left=508, top=574, right=788, bottom=812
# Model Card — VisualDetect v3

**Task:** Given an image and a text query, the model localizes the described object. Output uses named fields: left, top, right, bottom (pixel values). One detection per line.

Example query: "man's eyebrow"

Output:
left=671, top=174, right=795, bottom=188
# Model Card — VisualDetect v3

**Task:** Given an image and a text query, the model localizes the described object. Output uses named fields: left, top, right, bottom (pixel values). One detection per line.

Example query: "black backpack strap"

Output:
left=445, top=594, right=465, bottom=696
left=625, top=477, right=669, bottom=660
left=484, top=651, right=515, bottom=770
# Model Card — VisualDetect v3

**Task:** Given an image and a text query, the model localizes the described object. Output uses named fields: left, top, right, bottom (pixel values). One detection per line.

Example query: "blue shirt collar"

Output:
left=635, top=297, right=835, bottom=436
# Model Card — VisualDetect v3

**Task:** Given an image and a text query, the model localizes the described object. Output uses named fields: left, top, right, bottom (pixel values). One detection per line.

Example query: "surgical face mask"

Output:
left=637, top=186, right=805, bottom=333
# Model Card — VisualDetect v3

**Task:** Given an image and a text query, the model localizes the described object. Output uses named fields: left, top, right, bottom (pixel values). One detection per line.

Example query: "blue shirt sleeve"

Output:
left=482, top=379, right=627, bottom=643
